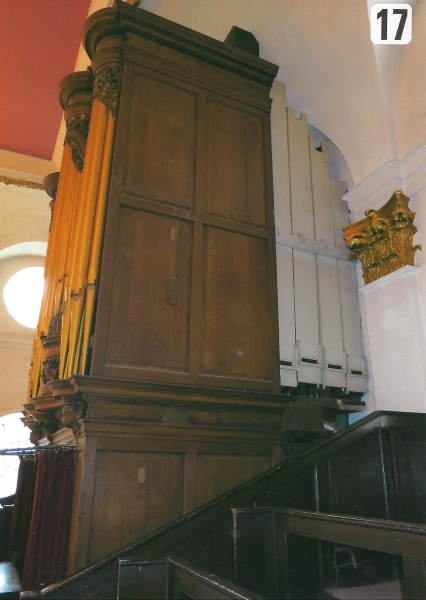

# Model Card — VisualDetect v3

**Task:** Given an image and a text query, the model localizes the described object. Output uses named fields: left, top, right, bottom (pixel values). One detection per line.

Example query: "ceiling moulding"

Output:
left=0, top=332, right=34, bottom=351
left=344, top=144, right=426, bottom=221
left=343, top=161, right=402, bottom=220
left=0, top=149, right=57, bottom=187
left=0, top=176, right=44, bottom=191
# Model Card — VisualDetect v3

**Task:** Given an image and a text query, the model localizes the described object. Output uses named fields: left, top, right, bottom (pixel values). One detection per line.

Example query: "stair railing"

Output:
left=233, top=507, right=426, bottom=599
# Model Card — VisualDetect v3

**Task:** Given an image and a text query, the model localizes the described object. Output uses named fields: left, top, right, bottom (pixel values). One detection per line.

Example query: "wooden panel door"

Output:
left=201, top=226, right=271, bottom=381
left=88, top=450, right=185, bottom=564
left=106, top=207, right=192, bottom=373
left=91, top=44, right=279, bottom=392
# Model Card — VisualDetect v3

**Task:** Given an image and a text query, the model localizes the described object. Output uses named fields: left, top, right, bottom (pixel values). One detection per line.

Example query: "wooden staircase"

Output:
left=33, top=411, right=426, bottom=599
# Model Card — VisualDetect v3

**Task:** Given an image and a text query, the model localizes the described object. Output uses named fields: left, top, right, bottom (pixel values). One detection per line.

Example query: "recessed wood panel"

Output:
left=124, top=73, right=197, bottom=208
left=206, top=100, right=266, bottom=226
left=201, top=227, right=271, bottom=380
left=107, top=207, right=192, bottom=372
left=197, top=454, right=271, bottom=505
left=389, top=429, right=426, bottom=523
left=89, top=451, right=185, bottom=563
left=328, top=430, right=388, bottom=519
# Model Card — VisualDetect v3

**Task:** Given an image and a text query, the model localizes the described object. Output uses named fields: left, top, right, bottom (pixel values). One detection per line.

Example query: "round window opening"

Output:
left=3, top=267, right=44, bottom=329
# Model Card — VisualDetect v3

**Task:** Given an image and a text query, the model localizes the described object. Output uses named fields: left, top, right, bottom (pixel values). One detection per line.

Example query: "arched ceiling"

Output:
left=0, top=0, right=424, bottom=189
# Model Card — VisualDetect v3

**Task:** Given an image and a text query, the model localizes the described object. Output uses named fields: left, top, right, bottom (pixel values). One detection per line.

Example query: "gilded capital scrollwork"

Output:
left=93, top=63, right=122, bottom=118
left=65, top=114, right=90, bottom=173
left=343, top=191, right=421, bottom=284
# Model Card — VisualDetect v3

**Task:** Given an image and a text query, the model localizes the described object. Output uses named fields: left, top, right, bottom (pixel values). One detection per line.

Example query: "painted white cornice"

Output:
left=344, top=143, right=426, bottom=220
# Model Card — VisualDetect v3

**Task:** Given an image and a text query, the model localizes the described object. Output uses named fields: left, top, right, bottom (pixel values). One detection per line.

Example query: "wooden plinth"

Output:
left=47, top=376, right=288, bottom=573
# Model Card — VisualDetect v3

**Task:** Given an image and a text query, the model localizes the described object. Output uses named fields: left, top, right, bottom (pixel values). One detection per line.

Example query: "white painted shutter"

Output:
left=271, top=81, right=366, bottom=395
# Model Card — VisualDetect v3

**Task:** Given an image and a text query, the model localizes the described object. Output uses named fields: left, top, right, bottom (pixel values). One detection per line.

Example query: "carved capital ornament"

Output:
left=93, top=63, right=122, bottom=118
left=59, top=70, right=94, bottom=172
left=64, top=114, right=90, bottom=172
left=343, top=191, right=421, bottom=284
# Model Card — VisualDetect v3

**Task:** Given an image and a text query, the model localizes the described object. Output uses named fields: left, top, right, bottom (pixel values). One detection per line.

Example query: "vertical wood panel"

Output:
left=205, top=100, right=266, bottom=227
left=328, top=430, right=388, bottom=518
left=287, top=109, right=314, bottom=238
left=202, top=227, right=270, bottom=380
left=124, top=73, right=197, bottom=209
left=293, top=249, right=321, bottom=384
left=184, top=452, right=198, bottom=514
left=309, top=137, right=335, bottom=245
left=317, top=255, right=346, bottom=387
left=197, top=455, right=271, bottom=506
left=338, top=259, right=366, bottom=392
left=276, top=244, right=297, bottom=386
left=89, top=451, right=185, bottom=564
left=107, top=208, right=192, bottom=372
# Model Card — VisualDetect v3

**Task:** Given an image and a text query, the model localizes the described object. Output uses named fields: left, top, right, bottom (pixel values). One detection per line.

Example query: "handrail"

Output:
left=233, top=508, right=426, bottom=599
left=117, top=557, right=266, bottom=600
left=39, top=410, right=426, bottom=599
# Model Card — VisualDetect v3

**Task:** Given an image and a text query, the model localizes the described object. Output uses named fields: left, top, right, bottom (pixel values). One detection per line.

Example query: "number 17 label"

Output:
left=370, top=3, right=412, bottom=44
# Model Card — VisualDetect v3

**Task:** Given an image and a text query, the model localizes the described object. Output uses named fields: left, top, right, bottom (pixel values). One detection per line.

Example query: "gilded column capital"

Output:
left=343, top=190, right=421, bottom=284
left=59, top=71, right=94, bottom=172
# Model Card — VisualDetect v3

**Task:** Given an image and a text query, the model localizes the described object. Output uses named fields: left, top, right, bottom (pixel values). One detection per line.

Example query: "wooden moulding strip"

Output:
left=79, top=110, right=116, bottom=375
left=64, top=98, right=109, bottom=379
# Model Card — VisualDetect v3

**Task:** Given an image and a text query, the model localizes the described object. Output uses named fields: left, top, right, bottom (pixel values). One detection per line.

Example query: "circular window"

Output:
left=3, top=267, right=45, bottom=329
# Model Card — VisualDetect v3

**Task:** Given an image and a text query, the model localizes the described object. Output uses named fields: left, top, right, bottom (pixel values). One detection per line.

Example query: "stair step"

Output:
left=327, top=579, right=403, bottom=599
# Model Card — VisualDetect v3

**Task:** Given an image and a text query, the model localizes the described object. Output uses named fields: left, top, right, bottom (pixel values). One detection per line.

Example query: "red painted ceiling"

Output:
left=0, top=0, right=92, bottom=161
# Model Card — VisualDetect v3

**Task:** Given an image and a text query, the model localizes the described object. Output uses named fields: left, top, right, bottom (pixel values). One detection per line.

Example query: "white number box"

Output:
left=370, top=3, right=412, bottom=44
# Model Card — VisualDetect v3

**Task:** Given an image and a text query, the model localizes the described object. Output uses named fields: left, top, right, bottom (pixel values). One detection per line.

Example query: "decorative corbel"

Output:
left=343, top=190, right=421, bottom=284
left=93, top=61, right=122, bottom=118
left=64, top=114, right=90, bottom=172
left=43, top=172, right=59, bottom=230
left=59, top=70, right=95, bottom=172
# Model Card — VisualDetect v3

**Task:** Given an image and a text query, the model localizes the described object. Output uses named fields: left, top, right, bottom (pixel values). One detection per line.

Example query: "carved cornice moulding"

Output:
left=0, top=176, right=44, bottom=190
left=360, top=263, right=418, bottom=291
left=0, top=149, right=56, bottom=185
left=82, top=1, right=278, bottom=89
left=344, top=144, right=426, bottom=220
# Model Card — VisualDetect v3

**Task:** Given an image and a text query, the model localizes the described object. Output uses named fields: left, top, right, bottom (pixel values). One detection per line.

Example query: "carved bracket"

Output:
left=64, top=114, right=90, bottom=173
left=343, top=191, right=421, bottom=284
left=93, top=63, right=122, bottom=118
left=59, top=71, right=94, bottom=173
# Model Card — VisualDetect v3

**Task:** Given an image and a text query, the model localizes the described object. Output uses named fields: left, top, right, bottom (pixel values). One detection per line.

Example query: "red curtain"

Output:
left=8, top=455, right=38, bottom=576
left=21, top=448, right=76, bottom=592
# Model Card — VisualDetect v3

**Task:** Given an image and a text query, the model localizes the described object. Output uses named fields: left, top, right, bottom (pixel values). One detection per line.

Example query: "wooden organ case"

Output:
left=26, top=1, right=290, bottom=573
left=89, top=10, right=280, bottom=391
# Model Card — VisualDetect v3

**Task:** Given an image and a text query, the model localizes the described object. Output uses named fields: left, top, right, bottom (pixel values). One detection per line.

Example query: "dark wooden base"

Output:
left=46, top=376, right=289, bottom=573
